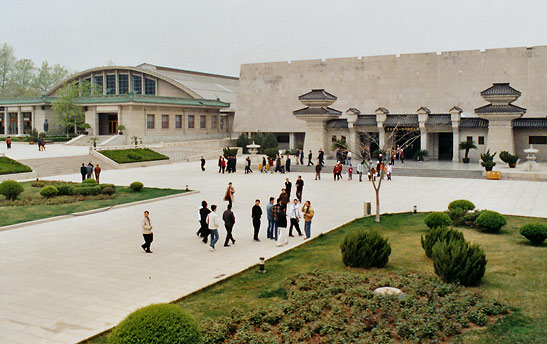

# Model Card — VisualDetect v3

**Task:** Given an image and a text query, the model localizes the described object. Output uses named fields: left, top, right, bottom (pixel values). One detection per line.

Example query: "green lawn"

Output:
left=0, top=156, right=33, bottom=175
left=99, top=148, right=169, bottom=164
left=0, top=181, right=186, bottom=227
left=84, top=213, right=547, bottom=343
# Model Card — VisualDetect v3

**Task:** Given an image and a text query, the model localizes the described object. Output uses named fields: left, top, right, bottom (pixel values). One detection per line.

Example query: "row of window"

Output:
left=84, top=72, right=156, bottom=95
left=466, top=136, right=485, bottom=145
left=146, top=114, right=221, bottom=130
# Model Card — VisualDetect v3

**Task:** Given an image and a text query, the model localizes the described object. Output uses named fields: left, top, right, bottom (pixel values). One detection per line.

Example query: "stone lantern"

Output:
left=475, top=83, right=526, bottom=160
left=293, top=89, right=342, bottom=157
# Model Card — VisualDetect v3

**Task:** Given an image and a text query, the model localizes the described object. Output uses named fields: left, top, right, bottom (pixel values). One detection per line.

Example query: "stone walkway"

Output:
left=0, top=160, right=546, bottom=343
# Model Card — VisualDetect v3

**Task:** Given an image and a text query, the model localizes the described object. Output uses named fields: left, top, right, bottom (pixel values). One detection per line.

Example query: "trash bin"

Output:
left=364, top=202, right=371, bottom=216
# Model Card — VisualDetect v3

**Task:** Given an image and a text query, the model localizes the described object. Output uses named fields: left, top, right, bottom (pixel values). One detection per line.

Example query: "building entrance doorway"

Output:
left=392, top=129, right=420, bottom=160
left=8, top=113, right=18, bottom=134
left=98, top=113, right=118, bottom=135
left=438, top=132, right=453, bottom=160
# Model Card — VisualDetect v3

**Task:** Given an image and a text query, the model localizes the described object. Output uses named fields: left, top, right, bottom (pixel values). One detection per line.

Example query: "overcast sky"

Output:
left=1, top=0, right=546, bottom=76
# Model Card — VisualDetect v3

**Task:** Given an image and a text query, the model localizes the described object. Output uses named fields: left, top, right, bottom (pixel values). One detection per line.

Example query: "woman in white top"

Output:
left=141, top=210, right=153, bottom=253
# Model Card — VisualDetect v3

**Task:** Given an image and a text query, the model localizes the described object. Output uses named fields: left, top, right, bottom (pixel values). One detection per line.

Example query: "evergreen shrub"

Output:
left=0, top=180, right=24, bottom=200
left=424, top=212, right=452, bottom=229
left=56, top=184, right=74, bottom=196
left=40, top=185, right=58, bottom=198
left=448, top=200, right=475, bottom=212
left=475, top=210, right=506, bottom=233
left=107, top=304, right=201, bottom=344
left=432, top=240, right=487, bottom=286
left=130, top=181, right=144, bottom=192
left=73, top=185, right=101, bottom=196
left=99, top=184, right=116, bottom=191
left=421, top=226, right=465, bottom=258
left=340, top=230, right=391, bottom=268
left=82, top=178, right=98, bottom=185
left=264, top=147, right=279, bottom=159
left=519, top=223, right=547, bottom=245
left=101, top=187, right=116, bottom=195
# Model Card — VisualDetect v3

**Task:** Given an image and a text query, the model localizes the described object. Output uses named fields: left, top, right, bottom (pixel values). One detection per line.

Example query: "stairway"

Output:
left=19, top=154, right=118, bottom=178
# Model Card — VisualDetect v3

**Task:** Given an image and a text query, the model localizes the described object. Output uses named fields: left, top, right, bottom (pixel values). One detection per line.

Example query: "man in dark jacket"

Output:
left=279, top=188, right=290, bottom=206
left=295, top=175, right=304, bottom=202
left=200, top=156, right=206, bottom=171
left=284, top=178, right=292, bottom=198
left=222, top=203, right=236, bottom=246
left=80, top=163, right=87, bottom=181
left=251, top=199, right=262, bottom=241
left=307, top=150, right=313, bottom=166
left=318, top=149, right=325, bottom=167
left=286, top=155, right=291, bottom=172
left=86, top=162, right=94, bottom=179
left=199, top=201, right=211, bottom=243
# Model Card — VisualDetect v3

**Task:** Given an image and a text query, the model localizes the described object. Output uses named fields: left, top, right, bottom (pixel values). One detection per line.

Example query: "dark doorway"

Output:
left=393, top=129, right=420, bottom=160
left=438, top=133, right=453, bottom=160
left=98, top=113, right=118, bottom=135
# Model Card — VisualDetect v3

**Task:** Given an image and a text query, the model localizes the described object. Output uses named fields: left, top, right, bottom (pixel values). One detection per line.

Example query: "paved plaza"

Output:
left=1, top=157, right=546, bottom=343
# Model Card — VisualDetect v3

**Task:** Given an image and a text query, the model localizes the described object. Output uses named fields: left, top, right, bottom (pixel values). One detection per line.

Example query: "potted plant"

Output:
left=459, top=140, right=477, bottom=163
left=480, top=149, right=497, bottom=171
left=499, top=151, right=518, bottom=168
left=89, top=137, right=98, bottom=148
left=80, top=123, right=91, bottom=135
left=131, top=136, right=141, bottom=147
left=28, top=128, right=39, bottom=144
left=414, top=149, right=428, bottom=162
left=117, top=124, right=126, bottom=135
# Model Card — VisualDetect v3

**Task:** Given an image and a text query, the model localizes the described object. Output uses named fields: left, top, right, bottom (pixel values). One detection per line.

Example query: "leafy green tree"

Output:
left=52, top=81, right=86, bottom=134
left=261, top=132, right=278, bottom=151
left=32, top=61, right=69, bottom=94
left=0, top=43, right=16, bottom=95
left=10, top=59, right=38, bottom=96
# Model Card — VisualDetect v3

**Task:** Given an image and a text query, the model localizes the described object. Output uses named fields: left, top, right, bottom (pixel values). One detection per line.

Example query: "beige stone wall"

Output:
left=235, top=46, right=547, bottom=133
left=458, top=128, right=489, bottom=162
left=514, top=129, right=547, bottom=161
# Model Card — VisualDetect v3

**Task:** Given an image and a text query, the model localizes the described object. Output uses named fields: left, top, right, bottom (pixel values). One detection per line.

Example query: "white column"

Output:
left=420, top=129, right=428, bottom=153
left=378, top=127, right=385, bottom=148
left=289, top=132, right=296, bottom=150
left=17, top=108, right=22, bottom=135
left=452, top=128, right=460, bottom=161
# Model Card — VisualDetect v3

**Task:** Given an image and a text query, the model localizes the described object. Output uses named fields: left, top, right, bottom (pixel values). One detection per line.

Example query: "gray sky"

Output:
left=1, top=0, right=546, bottom=77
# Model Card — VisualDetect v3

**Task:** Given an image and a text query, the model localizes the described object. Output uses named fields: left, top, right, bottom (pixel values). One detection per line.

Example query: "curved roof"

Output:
left=45, top=66, right=202, bottom=99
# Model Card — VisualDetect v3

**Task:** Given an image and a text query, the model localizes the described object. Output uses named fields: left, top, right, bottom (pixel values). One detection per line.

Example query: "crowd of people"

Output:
left=79, top=161, right=101, bottom=182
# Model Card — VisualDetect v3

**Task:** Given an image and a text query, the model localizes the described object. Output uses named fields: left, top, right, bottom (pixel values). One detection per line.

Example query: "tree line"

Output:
left=0, top=42, right=70, bottom=97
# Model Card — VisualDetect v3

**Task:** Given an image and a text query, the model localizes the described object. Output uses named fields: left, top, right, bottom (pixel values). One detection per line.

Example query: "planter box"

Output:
left=486, top=171, right=501, bottom=180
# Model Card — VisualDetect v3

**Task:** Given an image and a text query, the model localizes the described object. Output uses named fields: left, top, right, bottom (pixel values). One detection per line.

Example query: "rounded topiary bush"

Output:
left=101, top=186, right=116, bottom=195
left=421, top=226, right=465, bottom=258
left=56, top=184, right=74, bottom=196
left=340, top=230, right=391, bottom=268
left=424, top=212, right=453, bottom=229
left=0, top=180, right=24, bottom=200
left=73, top=185, right=101, bottom=196
left=40, top=185, right=58, bottom=198
left=519, top=223, right=547, bottom=245
left=475, top=210, right=506, bottom=233
left=448, top=200, right=475, bottom=212
left=130, top=181, right=144, bottom=192
left=432, top=240, right=487, bottom=286
left=82, top=178, right=98, bottom=185
left=107, top=303, right=201, bottom=344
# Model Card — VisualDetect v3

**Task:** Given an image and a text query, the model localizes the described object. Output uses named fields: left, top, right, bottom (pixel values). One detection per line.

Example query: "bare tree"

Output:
left=334, top=118, right=422, bottom=223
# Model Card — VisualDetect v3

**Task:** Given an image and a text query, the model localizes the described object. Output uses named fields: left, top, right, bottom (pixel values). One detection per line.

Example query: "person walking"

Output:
left=315, top=161, right=321, bottom=180
left=80, top=163, right=87, bottom=181
left=302, top=201, right=314, bottom=239
left=224, top=182, right=235, bottom=208
left=300, top=149, right=304, bottom=165
left=206, top=205, right=220, bottom=251
left=288, top=198, right=303, bottom=237
left=94, top=164, right=101, bottom=183
left=6, top=136, right=11, bottom=149
left=386, top=162, right=393, bottom=180
left=266, top=197, right=275, bottom=239
left=295, top=175, right=304, bottom=202
left=276, top=200, right=288, bottom=247
left=307, top=150, right=313, bottom=166
left=261, top=157, right=267, bottom=173
left=286, top=155, right=291, bottom=172
left=347, top=151, right=352, bottom=166
left=279, top=188, right=290, bottom=206
left=198, top=201, right=211, bottom=243
left=200, top=156, right=206, bottom=171
left=318, top=149, right=324, bottom=167
left=280, top=155, right=286, bottom=174
left=218, top=156, right=222, bottom=173
left=222, top=204, right=236, bottom=247
left=271, top=198, right=281, bottom=241
left=348, top=165, right=353, bottom=181
left=86, top=162, right=94, bottom=179
left=357, top=162, right=363, bottom=182
left=141, top=210, right=153, bottom=253
left=251, top=199, right=262, bottom=241
left=285, top=178, right=292, bottom=198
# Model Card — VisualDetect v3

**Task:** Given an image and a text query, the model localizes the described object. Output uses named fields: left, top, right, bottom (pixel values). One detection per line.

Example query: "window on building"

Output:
left=211, top=115, right=218, bottom=129
left=162, top=115, right=169, bottom=129
left=144, top=77, right=156, bottom=95
left=466, top=136, right=473, bottom=142
left=93, top=75, right=103, bottom=94
left=188, top=115, right=195, bottom=128
left=147, top=114, right=155, bottom=129
left=341, top=135, right=346, bottom=143
left=332, top=135, right=337, bottom=142
left=175, top=115, right=182, bottom=128
left=200, top=115, right=206, bottom=129
left=132, top=74, right=142, bottom=94
left=118, top=74, right=129, bottom=94
left=529, top=136, right=547, bottom=145
left=22, top=112, right=32, bottom=134
left=478, top=136, right=485, bottom=145
left=106, top=74, right=116, bottom=94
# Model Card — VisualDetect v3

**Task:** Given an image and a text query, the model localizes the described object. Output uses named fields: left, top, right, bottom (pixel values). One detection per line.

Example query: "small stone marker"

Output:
left=373, top=287, right=404, bottom=296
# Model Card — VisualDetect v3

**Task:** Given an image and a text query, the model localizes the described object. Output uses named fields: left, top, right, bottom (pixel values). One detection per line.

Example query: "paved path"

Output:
left=1, top=161, right=546, bottom=343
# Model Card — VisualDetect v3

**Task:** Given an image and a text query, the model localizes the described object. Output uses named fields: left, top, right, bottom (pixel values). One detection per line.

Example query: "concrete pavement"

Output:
left=1, top=160, right=546, bottom=343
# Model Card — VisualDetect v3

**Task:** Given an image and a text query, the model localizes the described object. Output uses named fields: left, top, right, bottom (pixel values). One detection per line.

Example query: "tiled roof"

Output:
left=383, top=115, right=419, bottom=127
left=0, top=96, right=53, bottom=105
left=480, top=83, right=521, bottom=96
left=459, top=118, right=489, bottom=128
left=426, top=114, right=451, bottom=126
left=375, top=107, right=389, bottom=114
left=326, top=119, right=348, bottom=128
left=417, top=106, right=431, bottom=114
left=298, top=89, right=337, bottom=101
left=355, top=115, right=377, bottom=126
left=475, top=104, right=526, bottom=114
left=293, top=106, right=342, bottom=115
left=75, top=94, right=230, bottom=107
left=512, top=118, right=547, bottom=128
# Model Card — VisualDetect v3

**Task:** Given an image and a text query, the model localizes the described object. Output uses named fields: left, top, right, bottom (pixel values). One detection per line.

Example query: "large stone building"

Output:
left=0, top=64, right=238, bottom=144
left=235, top=45, right=547, bottom=161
